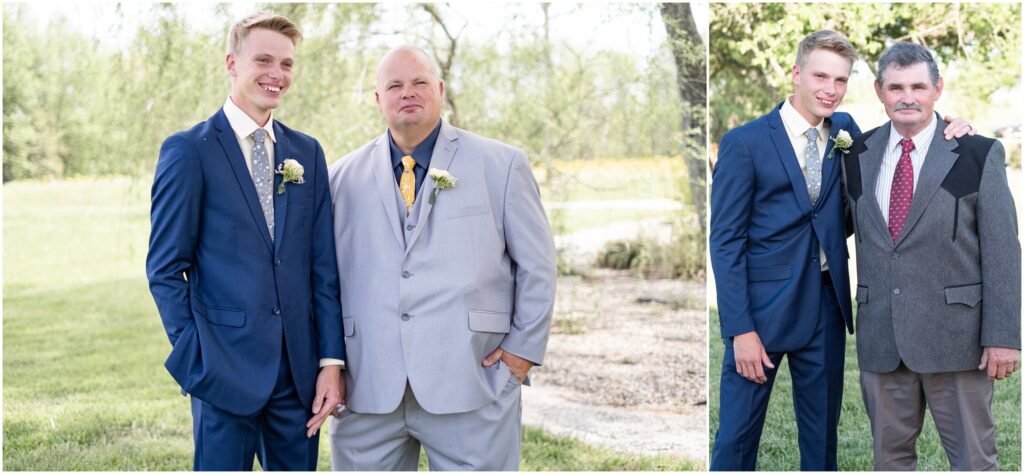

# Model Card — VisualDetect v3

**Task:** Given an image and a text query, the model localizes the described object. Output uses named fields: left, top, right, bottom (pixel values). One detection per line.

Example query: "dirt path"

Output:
left=524, top=265, right=708, bottom=464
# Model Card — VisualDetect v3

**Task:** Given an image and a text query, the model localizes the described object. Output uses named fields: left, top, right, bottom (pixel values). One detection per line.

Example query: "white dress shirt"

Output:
left=780, top=97, right=829, bottom=173
left=223, top=97, right=276, bottom=176
left=875, top=115, right=937, bottom=224
left=780, top=97, right=830, bottom=271
left=223, top=97, right=344, bottom=370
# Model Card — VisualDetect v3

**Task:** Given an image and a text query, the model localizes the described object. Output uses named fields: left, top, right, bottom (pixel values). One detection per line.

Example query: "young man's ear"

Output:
left=226, top=53, right=237, bottom=78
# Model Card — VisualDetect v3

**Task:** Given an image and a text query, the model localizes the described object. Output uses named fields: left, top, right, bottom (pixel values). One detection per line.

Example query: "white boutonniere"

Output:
left=275, top=159, right=305, bottom=194
left=428, top=168, right=457, bottom=204
left=826, top=129, right=853, bottom=160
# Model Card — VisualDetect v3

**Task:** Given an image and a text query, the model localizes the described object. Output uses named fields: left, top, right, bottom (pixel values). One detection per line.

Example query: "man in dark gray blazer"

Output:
left=842, top=42, right=1020, bottom=470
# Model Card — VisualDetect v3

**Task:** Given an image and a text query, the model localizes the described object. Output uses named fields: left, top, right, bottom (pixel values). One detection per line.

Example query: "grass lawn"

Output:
left=3, top=167, right=695, bottom=471
left=535, top=156, right=684, bottom=202
left=708, top=308, right=1022, bottom=471
left=539, top=157, right=684, bottom=232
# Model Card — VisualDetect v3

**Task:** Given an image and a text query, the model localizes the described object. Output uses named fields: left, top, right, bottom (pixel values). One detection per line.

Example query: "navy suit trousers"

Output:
left=190, top=343, right=318, bottom=471
left=711, top=275, right=846, bottom=471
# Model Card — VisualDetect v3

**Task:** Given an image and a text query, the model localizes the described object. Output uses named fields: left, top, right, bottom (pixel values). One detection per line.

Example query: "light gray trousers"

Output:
left=329, top=375, right=522, bottom=471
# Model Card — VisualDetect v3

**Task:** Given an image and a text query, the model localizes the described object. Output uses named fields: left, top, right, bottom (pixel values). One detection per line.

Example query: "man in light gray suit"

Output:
left=842, top=42, right=1020, bottom=471
left=326, top=45, right=556, bottom=470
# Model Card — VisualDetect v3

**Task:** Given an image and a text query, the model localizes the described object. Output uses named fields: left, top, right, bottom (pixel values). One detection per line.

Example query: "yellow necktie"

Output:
left=400, top=155, right=416, bottom=215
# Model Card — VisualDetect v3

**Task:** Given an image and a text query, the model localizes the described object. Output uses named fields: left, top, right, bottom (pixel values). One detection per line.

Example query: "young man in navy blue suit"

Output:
left=709, top=30, right=972, bottom=470
left=146, top=12, right=345, bottom=470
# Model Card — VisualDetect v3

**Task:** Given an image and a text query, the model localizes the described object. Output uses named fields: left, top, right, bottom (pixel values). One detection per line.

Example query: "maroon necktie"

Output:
left=888, top=138, right=915, bottom=242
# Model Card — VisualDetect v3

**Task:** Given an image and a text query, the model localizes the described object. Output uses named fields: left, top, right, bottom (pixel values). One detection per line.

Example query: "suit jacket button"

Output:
left=402, top=271, right=412, bottom=279
left=892, top=288, right=901, bottom=296
left=274, top=258, right=282, bottom=266
left=401, top=313, right=411, bottom=321
left=273, top=307, right=281, bottom=315
left=891, top=253, right=898, bottom=260
left=406, top=224, right=415, bottom=231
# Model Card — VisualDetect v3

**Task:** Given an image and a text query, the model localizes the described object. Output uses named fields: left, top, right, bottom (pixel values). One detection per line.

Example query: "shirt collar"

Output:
left=780, top=96, right=826, bottom=141
left=223, top=96, right=276, bottom=143
left=388, top=119, right=442, bottom=170
left=887, top=113, right=937, bottom=152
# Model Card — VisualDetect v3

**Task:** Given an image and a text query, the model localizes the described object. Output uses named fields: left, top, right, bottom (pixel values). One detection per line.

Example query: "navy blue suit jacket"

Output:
left=147, top=109, right=345, bottom=416
left=710, top=102, right=859, bottom=351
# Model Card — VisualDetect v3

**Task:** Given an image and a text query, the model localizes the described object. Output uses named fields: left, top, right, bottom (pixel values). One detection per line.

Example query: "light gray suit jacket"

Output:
left=328, top=119, right=556, bottom=415
left=842, top=115, right=1021, bottom=374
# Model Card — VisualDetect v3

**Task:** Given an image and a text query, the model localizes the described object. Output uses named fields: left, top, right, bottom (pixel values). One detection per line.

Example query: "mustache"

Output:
left=894, top=103, right=922, bottom=112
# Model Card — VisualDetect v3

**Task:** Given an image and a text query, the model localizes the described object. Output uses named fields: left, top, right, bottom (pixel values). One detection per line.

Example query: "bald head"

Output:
left=374, top=45, right=445, bottom=146
left=376, top=46, right=440, bottom=89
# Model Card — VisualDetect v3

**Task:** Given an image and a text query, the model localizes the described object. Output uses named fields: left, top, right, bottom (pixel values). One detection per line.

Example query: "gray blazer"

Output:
left=842, top=115, right=1021, bottom=374
left=328, top=120, right=556, bottom=415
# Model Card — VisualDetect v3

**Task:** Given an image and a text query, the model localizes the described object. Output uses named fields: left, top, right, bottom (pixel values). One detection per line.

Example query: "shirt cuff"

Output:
left=319, top=358, right=346, bottom=369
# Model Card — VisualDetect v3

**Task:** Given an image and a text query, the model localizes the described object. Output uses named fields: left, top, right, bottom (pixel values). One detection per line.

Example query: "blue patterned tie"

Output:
left=251, top=128, right=274, bottom=240
left=804, top=128, right=821, bottom=204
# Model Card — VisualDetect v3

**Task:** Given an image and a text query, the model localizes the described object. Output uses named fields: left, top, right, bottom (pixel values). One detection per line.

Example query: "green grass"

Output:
left=549, top=208, right=676, bottom=235
left=536, top=156, right=684, bottom=202
left=708, top=308, right=1022, bottom=471
left=3, top=173, right=696, bottom=470
left=539, top=157, right=683, bottom=232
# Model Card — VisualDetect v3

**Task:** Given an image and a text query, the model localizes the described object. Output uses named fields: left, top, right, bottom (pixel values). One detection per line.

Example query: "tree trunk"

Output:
left=660, top=3, right=707, bottom=244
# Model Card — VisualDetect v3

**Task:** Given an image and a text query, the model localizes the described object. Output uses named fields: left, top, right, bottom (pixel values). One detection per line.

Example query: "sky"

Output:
left=18, top=1, right=710, bottom=58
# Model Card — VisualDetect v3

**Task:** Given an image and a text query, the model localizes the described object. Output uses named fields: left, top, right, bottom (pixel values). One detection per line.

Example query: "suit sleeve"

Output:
left=146, top=134, right=202, bottom=345
left=310, top=141, right=346, bottom=361
left=499, top=150, right=556, bottom=365
left=977, top=140, right=1021, bottom=349
left=710, top=129, right=757, bottom=338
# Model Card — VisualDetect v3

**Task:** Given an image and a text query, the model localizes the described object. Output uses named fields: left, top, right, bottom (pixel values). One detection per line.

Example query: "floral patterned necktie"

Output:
left=252, top=128, right=274, bottom=240
left=804, top=128, right=821, bottom=204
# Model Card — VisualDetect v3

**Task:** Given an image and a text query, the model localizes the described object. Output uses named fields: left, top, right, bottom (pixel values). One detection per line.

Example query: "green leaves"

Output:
left=710, top=3, right=1021, bottom=143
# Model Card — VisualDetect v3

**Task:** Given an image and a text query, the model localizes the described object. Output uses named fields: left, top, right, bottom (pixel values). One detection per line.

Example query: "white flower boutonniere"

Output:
left=428, top=168, right=457, bottom=204
left=275, top=159, right=305, bottom=194
left=827, top=129, right=853, bottom=160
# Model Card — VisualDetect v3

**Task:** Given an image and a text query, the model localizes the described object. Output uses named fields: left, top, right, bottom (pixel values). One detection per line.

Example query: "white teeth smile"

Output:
left=263, top=85, right=281, bottom=93
left=818, top=98, right=835, bottom=106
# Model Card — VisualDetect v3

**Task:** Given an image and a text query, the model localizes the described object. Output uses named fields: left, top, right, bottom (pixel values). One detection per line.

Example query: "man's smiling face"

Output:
left=790, top=48, right=852, bottom=126
left=227, top=28, right=294, bottom=124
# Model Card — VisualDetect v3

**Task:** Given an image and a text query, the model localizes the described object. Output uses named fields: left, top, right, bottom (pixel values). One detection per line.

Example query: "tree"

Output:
left=709, top=3, right=1021, bottom=143
left=421, top=4, right=464, bottom=127
left=660, top=2, right=708, bottom=245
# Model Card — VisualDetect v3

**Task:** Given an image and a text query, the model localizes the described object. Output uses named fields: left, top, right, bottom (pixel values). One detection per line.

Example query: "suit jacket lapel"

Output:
left=214, top=110, right=273, bottom=253
left=859, top=125, right=891, bottom=243
left=894, top=117, right=957, bottom=247
left=271, top=122, right=290, bottom=254
left=767, top=106, right=812, bottom=212
left=405, top=121, right=459, bottom=256
left=816, top=117, right=839, bottom=209
left=370, top=133, right=406, bottom=249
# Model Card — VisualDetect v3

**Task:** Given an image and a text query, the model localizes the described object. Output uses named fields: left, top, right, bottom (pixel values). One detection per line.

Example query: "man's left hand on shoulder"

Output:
left=979, top=346, right=1020, bottom=382
left=942, top=115, right=977, bottom=140
left=482, top=348, right=534, bottom=383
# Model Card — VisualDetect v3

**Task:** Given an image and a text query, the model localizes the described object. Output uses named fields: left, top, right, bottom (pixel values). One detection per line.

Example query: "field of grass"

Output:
left=3, top=159, right=693, bottom=471
left=538, top=157, right=684, bottom=233
left=708, top=308, right=1022, bottom=471
left=535, top=156, right=684, bottom=201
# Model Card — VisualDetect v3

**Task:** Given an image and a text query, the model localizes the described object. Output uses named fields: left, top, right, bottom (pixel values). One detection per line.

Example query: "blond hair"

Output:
left=226, top=12, right=302, bottom=56
left=796, top=30, right=857, bottom=67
